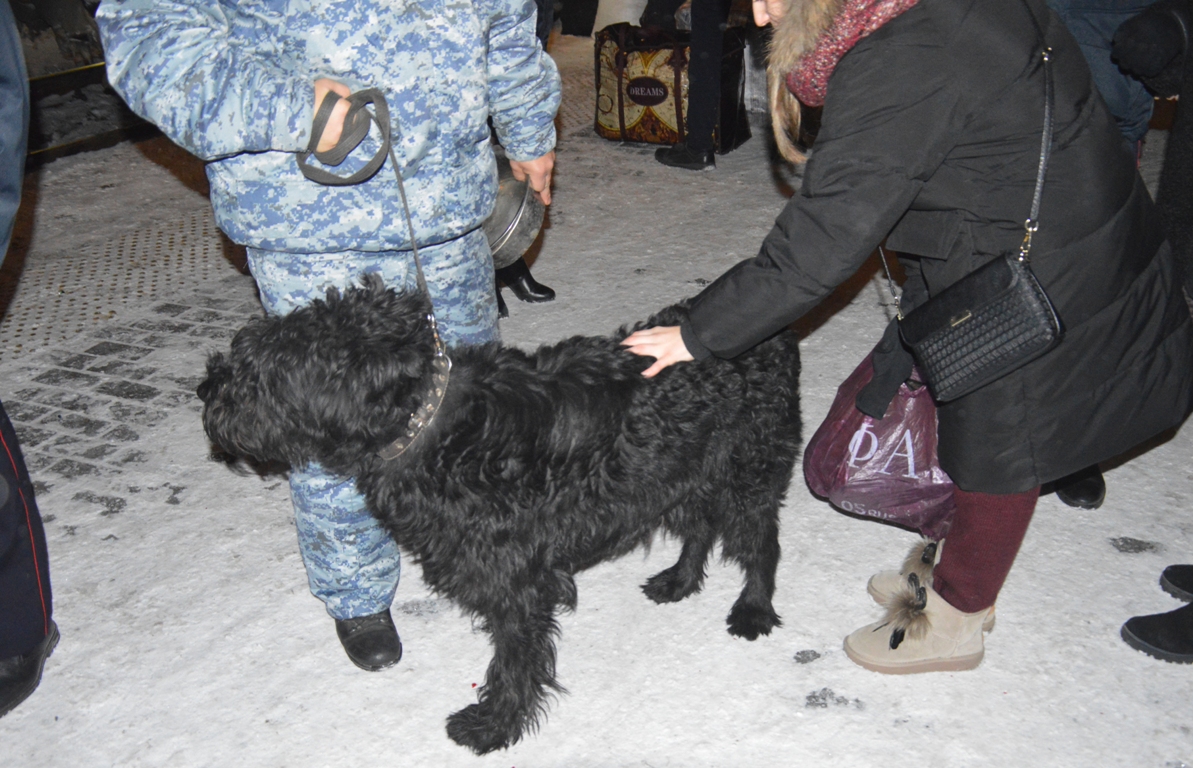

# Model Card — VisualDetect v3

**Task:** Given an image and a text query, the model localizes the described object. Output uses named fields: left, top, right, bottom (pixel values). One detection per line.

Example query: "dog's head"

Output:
left=198, top=276, right=440, bottom=475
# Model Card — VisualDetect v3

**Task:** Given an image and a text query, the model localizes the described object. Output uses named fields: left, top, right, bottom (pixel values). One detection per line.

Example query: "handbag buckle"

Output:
left=1018, top=218, right=1039, bottom=262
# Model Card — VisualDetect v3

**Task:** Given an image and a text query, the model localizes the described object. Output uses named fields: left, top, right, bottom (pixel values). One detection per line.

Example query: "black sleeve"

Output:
left=684, top=24, right=961, bottom=359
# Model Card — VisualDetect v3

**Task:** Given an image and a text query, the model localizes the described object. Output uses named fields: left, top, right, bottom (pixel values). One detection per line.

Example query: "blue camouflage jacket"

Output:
left=97, top=0, right=561, bottom=254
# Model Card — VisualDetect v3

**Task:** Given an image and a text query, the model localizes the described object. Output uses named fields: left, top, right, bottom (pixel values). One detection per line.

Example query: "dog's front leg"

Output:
left=446, top=597, right=563, bottom=755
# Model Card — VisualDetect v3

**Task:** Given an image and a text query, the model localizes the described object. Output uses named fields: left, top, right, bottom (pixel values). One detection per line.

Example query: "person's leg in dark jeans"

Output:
left=656, top=0, right=731, bottom=169
left=1044, top=0, right=1165, bottom=509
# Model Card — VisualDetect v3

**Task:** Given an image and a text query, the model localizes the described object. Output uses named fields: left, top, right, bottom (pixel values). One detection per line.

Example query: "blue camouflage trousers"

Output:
left=246, top=228, right=499, bottom=620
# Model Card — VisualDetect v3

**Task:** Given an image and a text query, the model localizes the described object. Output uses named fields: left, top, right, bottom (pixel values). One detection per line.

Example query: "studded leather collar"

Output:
left=377, top=346, right=451, bottom=462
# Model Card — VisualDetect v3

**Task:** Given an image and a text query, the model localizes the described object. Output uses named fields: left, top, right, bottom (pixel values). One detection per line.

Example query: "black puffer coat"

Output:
left=680, top=0, right=1193, bottom=493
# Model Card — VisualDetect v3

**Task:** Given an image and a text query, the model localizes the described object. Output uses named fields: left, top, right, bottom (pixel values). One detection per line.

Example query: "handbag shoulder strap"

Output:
left=1019, top=47, right=1053, bottom=263
left=1019, top=0, right=1055, bottom=262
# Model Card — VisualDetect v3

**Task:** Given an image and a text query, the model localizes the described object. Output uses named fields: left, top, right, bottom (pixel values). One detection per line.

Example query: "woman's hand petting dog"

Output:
left=621, top=325, right=693, bottom=378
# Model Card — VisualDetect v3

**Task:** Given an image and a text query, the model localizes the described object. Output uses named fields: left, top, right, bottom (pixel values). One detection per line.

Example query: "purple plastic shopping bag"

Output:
left=803, top=355, right=955, bottom=540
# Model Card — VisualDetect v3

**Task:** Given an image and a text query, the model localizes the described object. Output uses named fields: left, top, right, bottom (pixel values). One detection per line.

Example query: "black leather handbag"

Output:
left=884, top=47, right=1063, bottom=403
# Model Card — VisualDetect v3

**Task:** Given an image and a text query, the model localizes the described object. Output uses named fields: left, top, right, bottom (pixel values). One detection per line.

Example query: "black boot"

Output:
left=0, top=621, right=58, bottom=719
left=1161, top=564, right=1193, bottom=602
left=654, top=142, right=715, bottom=171
left=1053, top=465, right=1105, bottom=509
left=496, top=257, right=555, bottom=303
left=1121, top=602, right=1193, bottom=663
left=335, top=610, right=402, bottom=671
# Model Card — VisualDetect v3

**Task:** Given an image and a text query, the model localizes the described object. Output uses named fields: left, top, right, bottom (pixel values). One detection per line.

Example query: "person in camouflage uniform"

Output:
left=96, top=0, right=561, bottom=670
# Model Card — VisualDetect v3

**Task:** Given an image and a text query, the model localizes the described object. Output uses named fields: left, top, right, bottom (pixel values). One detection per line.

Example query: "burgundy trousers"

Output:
left=932, top=486, right=1040, bottom=613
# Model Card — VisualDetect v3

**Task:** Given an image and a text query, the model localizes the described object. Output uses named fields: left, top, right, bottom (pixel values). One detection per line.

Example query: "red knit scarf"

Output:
left=785, top=0, right=920, bottom=107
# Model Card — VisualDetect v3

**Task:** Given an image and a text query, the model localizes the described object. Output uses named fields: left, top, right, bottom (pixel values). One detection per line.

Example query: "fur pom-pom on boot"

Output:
left=867, top=539, right=939, bottom=605
left=866, top=539, right=996, bottom=632
left=844, top=573, right=992, bottom=674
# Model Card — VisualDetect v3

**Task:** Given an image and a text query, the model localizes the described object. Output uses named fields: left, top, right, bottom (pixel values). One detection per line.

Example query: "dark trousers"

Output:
left=0, top=0, right=50, bottom=660
left=685, top=0, right=732, bottom=152
left=933, top=487, right=1040, bottom=613
left=0, top=400, right=53, bottom=659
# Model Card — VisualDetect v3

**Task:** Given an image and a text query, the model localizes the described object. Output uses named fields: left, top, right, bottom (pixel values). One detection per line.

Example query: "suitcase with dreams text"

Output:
left=594, top=23, right=750, bottom=153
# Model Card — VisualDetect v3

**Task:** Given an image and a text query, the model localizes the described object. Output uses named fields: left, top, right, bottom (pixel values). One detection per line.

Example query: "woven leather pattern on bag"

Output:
left=907, top=257, right=1062, bottom=402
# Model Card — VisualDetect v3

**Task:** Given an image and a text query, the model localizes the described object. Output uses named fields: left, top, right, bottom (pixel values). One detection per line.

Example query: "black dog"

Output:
left=198, top=279, right=801, bottom=754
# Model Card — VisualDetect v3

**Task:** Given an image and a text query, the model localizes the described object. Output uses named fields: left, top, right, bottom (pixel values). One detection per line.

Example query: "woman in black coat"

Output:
left=624, top=0, right=1193, bottom=673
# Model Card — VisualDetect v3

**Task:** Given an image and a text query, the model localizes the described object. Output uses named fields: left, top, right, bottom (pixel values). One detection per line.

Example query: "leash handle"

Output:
left=296, top=89, right=391, bottom=186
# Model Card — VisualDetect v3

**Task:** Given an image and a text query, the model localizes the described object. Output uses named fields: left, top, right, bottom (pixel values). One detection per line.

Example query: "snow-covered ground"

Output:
left=2, top=36, right=1190, bottom=768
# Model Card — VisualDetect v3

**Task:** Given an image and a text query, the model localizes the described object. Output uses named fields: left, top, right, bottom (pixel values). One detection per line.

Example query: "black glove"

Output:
left=1112, top=2, right=1190, bottom=78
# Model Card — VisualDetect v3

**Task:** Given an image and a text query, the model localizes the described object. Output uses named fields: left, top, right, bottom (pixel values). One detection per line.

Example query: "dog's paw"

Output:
left=446, top=704, right=512, bottom=755
left=726, top=601, right=782, bottom=641
left=641, top=566, right=702, bottom=604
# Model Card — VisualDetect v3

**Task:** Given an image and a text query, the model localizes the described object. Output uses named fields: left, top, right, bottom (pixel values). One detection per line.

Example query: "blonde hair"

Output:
left=766, top=0, right=842, bottom=163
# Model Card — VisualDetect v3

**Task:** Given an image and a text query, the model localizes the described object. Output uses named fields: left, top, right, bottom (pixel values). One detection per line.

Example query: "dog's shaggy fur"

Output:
left=198, top=279, right=802, bottom=754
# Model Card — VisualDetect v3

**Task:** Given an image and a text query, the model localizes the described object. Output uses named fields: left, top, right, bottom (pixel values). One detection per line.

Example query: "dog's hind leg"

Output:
left=641, top=518, right=715, bottom=604
left=446, top=592, right=564, bottom=755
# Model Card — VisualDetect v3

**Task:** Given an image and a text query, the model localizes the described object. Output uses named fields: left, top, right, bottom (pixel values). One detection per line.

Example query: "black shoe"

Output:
left=654, top=142, right=715, bottom=171
left=1121, top=602, right=1193, bottom=663
left=1161, top=564, right=1193, bottom=602
left=335, top=610, right=402, bottom=672
left=1053, top=465, right=1105, bottom=509
left=0, top=621, right=59, bottom=719
left=495, top=258, right=555, bottom=303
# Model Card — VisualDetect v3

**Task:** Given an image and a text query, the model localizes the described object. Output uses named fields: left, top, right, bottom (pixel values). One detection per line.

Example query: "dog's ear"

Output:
left=196, top=352, right=230, bottom=405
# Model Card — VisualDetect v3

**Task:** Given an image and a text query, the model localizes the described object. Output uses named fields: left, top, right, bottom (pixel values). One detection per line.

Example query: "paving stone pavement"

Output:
left=1, top=273, right=261, bottom=508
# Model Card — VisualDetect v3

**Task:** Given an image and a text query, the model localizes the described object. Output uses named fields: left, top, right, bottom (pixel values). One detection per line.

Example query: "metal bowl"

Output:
left=483, top=146, right=546, bottom=269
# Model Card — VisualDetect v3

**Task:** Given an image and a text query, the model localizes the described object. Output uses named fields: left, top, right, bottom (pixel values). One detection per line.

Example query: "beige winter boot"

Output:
left=866, top=539, right=995, bottom=632
left=845, top=574, right=993, bottom=674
